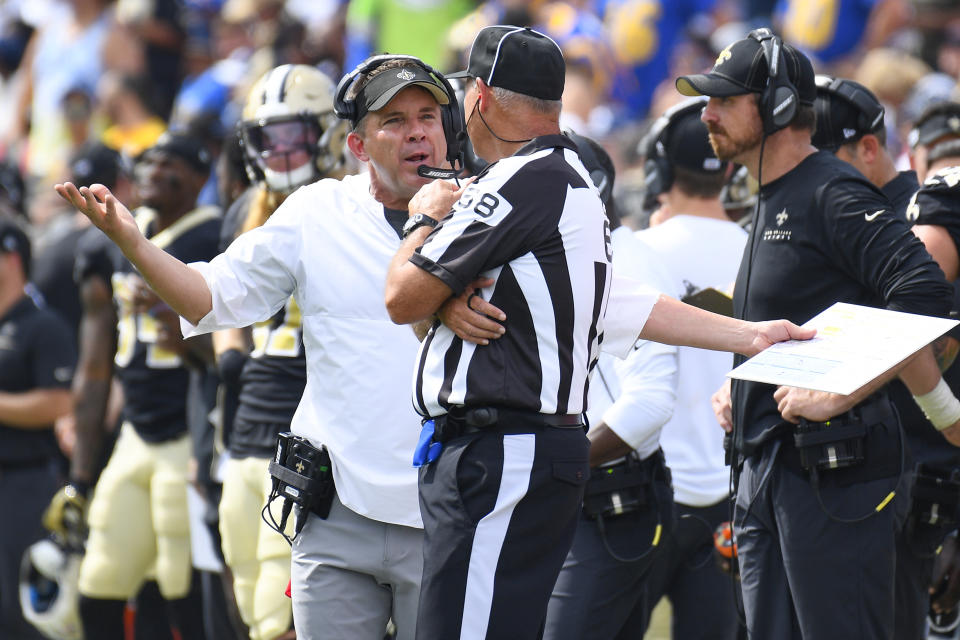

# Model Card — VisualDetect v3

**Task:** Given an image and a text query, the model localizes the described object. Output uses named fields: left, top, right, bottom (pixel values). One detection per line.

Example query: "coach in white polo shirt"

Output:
left=55, top=54, right=461, bottom=640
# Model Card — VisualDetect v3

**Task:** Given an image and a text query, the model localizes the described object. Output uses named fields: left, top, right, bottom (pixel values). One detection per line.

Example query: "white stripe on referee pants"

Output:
left=460, top=433, right=536, bottom=640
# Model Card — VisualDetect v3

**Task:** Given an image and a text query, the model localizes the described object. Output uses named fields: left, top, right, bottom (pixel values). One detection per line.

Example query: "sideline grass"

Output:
left=644, top=599, right=671, bottom=639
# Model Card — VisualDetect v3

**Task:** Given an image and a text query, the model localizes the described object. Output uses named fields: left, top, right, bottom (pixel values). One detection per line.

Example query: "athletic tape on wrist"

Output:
left=913, top=377, right=960, bottom=431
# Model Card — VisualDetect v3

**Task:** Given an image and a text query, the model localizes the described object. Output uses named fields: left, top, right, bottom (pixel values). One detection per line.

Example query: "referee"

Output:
left=387, top=26, right=606, bottom=639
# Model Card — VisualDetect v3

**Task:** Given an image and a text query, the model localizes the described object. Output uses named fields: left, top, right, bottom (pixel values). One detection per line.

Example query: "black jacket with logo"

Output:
left=731, top=151, right=952, bottom=454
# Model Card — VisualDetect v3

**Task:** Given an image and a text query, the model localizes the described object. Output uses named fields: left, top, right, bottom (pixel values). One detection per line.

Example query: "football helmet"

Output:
left=240, top=64, right=347, bottom=194
left=19, top=538, right=83, bottom=640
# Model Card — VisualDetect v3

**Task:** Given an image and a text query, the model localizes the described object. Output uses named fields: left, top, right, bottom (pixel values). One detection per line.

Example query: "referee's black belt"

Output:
left=432, top=406, right=584, bottom=443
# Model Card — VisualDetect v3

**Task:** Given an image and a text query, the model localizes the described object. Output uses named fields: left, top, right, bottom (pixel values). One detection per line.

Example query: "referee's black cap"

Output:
left=909, top=101, right=960, bottom=150
left=676, top=33, right=816, bottom=106
left=812, top=75, right=885, bottom=152
left=448, top=26, right=565, bottom=101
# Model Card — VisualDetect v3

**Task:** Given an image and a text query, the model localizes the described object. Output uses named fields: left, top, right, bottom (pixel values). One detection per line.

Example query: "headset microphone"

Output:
left=417, top=127, right=471, bottom=179
left=417, top=165, right=459, bottom=179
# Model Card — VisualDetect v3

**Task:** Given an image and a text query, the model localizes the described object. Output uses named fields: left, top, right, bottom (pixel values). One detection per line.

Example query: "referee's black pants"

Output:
left=415, top=425, right=589, bottom=640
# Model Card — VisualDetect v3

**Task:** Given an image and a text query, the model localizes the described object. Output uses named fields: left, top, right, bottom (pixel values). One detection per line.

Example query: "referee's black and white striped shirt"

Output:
left=410, top=134, right=613, bottom=418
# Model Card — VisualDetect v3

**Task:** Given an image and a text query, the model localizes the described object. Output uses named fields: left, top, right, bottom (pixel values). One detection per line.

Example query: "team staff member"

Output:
left=64, top=133, right=219, bottom=640
left=634, top=98, right=744, bottom=640
left=213, top=63, right=348, bottom=640
left=0, top=218, right=76, bottom=640
left=543, top=134, right=680, bottom=640
left=904, top=105, right=960, bottom=637
left=386, top=25, right=813, bottom=640
left=55, top=54, right=461, bottom=640
left=813, top=81, right=960, bottom=640
left=812, top=75, right=919, bottom=215
left=680, top=30, right=958, bottom=638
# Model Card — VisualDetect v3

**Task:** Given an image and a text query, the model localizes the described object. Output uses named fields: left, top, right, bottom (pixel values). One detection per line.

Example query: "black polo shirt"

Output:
left=0, top=295, right=76, bottom=464
left=732, top=151, right=952, bottom=454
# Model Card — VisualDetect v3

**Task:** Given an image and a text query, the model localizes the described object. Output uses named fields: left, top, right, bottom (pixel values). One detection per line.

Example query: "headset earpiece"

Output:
left=639, top=97, right=712, bottom=210
left=749, top=29, right=798, bottom=135
left=820, top=76, right=885, bottom=136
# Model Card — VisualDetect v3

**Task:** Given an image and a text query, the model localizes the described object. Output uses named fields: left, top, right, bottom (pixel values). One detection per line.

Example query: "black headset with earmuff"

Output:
left=749, top=28, right=799, bottom=135
left=814, top=75, right=885, bottom=147
left=640, top=97, right=712, bottom=211
left=334, top=54, right=466, bottom=174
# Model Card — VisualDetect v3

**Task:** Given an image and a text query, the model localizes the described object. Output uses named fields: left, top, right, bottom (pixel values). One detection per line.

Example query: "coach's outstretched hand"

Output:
left=55, top=182, right=142, bottom=254
left=744, top=319, right=816, bottom=357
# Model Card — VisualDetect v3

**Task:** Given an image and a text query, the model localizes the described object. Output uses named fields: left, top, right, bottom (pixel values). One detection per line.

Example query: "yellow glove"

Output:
left=42, top=484, right=88, bottom=549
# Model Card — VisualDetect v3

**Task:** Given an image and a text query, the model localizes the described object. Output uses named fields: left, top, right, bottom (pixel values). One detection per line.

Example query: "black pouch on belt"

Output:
left=268, top=432, right=336, bottom=522
left=910, top=463, right=960, bottom=528
left=583, top=453, right=662, bottom=520
left=787, top=394, right=901, bottom=486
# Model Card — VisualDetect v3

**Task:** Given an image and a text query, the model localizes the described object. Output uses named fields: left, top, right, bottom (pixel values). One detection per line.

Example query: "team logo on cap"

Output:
left=715, top=46, right=733, bottom=68
left=397, top=69, right=416, bottom=81
left=950, top=116, right=960, bottom=132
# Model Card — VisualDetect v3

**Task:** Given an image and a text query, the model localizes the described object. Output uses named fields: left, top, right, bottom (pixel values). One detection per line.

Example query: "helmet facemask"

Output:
left=240, top=65, right=347, bottom=194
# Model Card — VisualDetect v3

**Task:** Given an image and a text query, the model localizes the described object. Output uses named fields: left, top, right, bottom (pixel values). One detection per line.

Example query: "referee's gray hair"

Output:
left=490, top=85, right=562, bottom=115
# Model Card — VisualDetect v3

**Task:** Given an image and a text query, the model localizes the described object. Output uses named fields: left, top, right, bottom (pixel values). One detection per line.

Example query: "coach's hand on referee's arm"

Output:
left=438, top=277, right=506, bottom=345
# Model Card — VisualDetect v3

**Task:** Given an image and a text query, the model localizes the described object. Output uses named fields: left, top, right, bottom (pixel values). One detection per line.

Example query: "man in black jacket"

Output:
left=683, top=30, right=960, bottom=638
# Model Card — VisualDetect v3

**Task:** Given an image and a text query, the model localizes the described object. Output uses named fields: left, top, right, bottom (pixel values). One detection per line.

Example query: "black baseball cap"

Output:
left=909, top=101, right=960, bottom=150
left=354, top=63, right=450, bottom=125
left=70, top=142, right=124, bottom=188
left=0, top=216, right=30, bottom=274
left=138, top=132, right=212, bottom=175
left=676, top=32, right=816, bottom=106
left=668, top=109, right=725, bottom=174
left=448, top=25, right=565, bottom=100
left=812, top=75, right=885, bottom=151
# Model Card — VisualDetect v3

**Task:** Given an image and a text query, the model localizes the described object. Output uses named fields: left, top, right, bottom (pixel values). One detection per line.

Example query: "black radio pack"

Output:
left=266, top=432, right=335, bottom=538
left=583, top=456, right=651, bottom=520
left=793, top=415, right=867, bottom=472
left=911, top=464, right=960, bottom=528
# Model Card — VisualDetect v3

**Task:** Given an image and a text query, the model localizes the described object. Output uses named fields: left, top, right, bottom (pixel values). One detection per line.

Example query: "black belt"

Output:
left=432, top=406, right=584, bottom=443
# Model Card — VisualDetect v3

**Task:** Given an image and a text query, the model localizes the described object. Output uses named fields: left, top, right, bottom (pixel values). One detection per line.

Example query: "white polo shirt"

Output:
left=182, top=173, right=425, bottom=528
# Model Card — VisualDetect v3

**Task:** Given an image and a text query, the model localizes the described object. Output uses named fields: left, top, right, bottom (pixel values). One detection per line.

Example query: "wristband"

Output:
left=913, top=378, right=960, bottom=431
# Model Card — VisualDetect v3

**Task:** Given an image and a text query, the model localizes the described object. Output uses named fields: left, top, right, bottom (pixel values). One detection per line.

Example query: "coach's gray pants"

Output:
left=291, top=495, right=423, bottom=640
